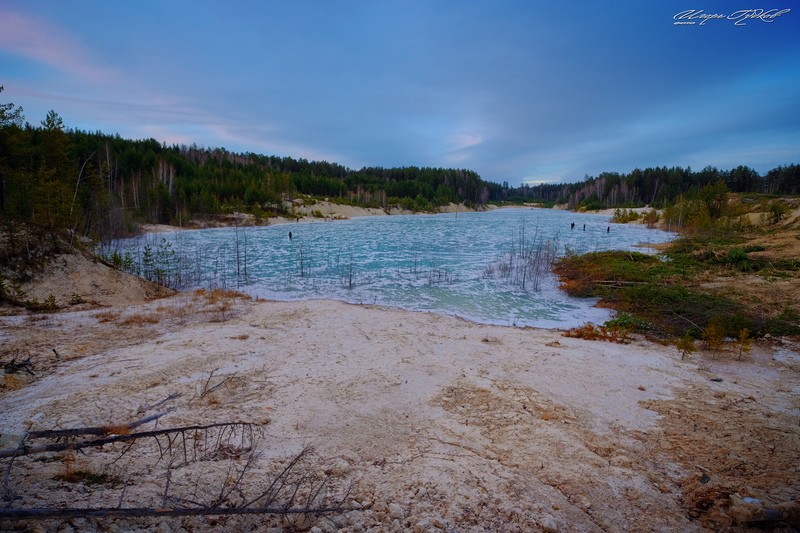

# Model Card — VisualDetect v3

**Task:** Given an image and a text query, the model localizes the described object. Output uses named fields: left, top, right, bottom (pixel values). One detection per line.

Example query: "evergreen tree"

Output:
left=0, top=86, right=24, bottom=127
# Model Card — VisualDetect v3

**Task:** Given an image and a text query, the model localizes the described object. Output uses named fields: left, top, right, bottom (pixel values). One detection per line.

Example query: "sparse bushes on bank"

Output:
left=553, top=245, right=799, bottom=340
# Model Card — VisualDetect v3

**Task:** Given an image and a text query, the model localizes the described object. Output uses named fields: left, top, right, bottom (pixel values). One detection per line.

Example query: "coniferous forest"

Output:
left=1, top=87, right=798, bottom=242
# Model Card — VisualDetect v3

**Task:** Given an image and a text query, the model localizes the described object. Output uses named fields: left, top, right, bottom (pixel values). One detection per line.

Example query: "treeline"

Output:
left=0, top=99, right=489, bottom=241
left=2, top=87, right=798, bottom=243
left=496, top=165, right=800, bottom=208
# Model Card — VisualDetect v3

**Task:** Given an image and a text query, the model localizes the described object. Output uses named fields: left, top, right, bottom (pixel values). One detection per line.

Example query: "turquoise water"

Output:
left=114, top=208, right=675, bottom=328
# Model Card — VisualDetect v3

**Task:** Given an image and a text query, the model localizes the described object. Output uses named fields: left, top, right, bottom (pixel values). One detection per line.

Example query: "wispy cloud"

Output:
left=1, top=5, right=350, bottom=165
left=0, top=8, right=116, bottom=84
left=449, top=131, right=484, bottom=152
left=441, top=130, right=485, bottom=164
left=203, top=122, right=347, bottom=164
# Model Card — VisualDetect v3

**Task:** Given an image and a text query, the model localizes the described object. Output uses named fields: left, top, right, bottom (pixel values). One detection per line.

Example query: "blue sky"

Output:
left=1, top=1, right=798, bottom=186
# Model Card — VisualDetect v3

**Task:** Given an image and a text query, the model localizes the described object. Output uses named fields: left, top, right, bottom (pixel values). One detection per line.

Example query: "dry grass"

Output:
left=118, top=313, right=161, bottom=326
left=211, top=300, right=233, bottom=322
left=93, top=310, right=121, bottom=323
left=94, top=289, right=252, bottom=330
left=206, top=288, right=251, bottom=303
left=3, top=373, right=25, bottom=390
left=563, top=323, right=630, bottom=343
left=1, top=344, right=35, bottom=389
left=188, top=288, right=251, bottom=322
left=25, top=314, right=48, bottom=324
left=101, top=424, right=132, bottom=436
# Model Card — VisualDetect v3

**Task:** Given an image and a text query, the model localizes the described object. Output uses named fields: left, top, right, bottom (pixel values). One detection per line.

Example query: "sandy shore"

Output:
left=1, top=291, right=798, bottom=532
left=141, top=201, right=482, bottom=234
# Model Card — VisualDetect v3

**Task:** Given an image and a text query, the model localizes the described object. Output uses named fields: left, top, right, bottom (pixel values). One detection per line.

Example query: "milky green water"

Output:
left=115, top=208, right=675, bottom=328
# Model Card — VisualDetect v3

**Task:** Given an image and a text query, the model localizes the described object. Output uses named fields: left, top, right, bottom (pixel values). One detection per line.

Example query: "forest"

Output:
left=497, top=164, right=800, bottom=208
left=0, top=98, right=487, bottom=240
left=1, top=86, right=798, bottom=243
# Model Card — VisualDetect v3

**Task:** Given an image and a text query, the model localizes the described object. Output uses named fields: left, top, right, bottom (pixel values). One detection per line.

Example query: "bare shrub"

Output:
left=93, top=310, right=121, bottom=323
left=118, top=313, right=161, bottom=326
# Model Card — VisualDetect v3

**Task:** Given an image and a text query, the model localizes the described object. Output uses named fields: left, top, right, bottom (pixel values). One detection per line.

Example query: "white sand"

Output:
left=2, top=293, right=798, bottom=531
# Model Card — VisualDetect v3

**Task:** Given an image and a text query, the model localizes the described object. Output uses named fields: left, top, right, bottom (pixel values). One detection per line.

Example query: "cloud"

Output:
left=449, top=131, right=483, bottom=152
left=440, top=130, right=485, bottom=164
left=0, top=8, right=116, bottom=84
left=205, top=122, right=346, bottom=164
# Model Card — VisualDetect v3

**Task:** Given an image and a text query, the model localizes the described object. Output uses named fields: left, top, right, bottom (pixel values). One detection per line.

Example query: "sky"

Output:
left=1, top=1, right=798, bottom=186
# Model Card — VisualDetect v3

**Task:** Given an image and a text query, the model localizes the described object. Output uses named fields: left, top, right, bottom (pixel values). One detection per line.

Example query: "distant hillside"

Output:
left=0, top=123, right=491, bottom=240
left=1, top=92, right=797, bottom=242
left=494, top=165, right=800, bottom=208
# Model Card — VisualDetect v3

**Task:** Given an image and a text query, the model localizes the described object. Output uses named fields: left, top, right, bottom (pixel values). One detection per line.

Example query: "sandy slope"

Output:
left=13, top=251, right=174, bottom=308
left=1, top=292, right=798, bottom=532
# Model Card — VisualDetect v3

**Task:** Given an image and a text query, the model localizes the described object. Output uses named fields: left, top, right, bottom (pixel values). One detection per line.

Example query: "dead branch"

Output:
left=0, top=504, right=350, bottom=520
left=137, top=392, right=181, bottom=414
left=1, top=419, right=355, bottom=525
left=26, top=412, right=168, bottom=439
left=1, top=445, right=353, bottom=523
left=2, top=356, right=34, bottom=376
left=0, top=421, right=255, bottom=459
left=199, top=369, right=237, bottom=398
left=242, top=445, right=312, bottom=509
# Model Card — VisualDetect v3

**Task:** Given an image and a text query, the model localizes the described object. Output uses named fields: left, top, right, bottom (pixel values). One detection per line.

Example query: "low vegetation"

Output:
left=554, top=191, right=800, bottom=343
left=563, top=323, right=631, bottom=343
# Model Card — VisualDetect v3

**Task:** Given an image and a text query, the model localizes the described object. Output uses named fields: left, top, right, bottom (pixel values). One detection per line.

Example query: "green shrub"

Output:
left=743, top=244, right=766, bottom=253
left=766, top=308, right=800, bottom=336
left=724, top=248, right=757, bottom=271
left=43, top=294, right=57, bottom=311
left=604, top=313, right=652, bottom=332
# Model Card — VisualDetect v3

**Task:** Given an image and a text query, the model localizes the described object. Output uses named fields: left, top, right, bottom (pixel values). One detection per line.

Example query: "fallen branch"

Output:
left=1, top=445, right=354, bottom=523
left=2, top=357, right=34, bottom=376
left=0, top=421, right=255, bottom=459
left=137, top=392, right=181, bottom=415
left=27, top=412, right=168, bottom=439
left=0, top=504, right=349, bottom=520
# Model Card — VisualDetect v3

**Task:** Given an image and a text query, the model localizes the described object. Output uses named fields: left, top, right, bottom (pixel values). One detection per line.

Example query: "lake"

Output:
left=111, top=208, right=676, bottom=328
